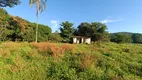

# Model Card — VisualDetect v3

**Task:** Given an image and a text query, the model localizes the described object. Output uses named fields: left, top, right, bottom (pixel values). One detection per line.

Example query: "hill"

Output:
left=111, top=32, right=142, bottom=43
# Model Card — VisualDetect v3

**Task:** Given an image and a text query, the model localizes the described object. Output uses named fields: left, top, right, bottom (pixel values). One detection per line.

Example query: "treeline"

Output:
left=0, top=8, right=51, bottom=42
left=110, top=32, right=142, bottom=43
left=59, top=21, right=142, bottom=44
left=0, top=8, right=142, bottom=43
left=59, top=21, right=109, bottom=43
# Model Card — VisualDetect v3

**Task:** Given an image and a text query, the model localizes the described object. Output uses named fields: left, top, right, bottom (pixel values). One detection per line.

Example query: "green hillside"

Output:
left=0, top=42, right=141, bottom=80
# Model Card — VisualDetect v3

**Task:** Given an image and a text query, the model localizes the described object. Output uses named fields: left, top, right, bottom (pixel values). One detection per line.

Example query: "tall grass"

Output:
left=0, top=42, right=141, bottom=80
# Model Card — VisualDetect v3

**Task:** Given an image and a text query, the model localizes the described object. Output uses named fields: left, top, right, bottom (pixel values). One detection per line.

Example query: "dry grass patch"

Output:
left=31, top=42, right=77, bottom=59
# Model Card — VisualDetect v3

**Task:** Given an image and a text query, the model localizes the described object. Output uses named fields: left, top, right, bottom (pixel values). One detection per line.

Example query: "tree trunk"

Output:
left=35, top=15, right=38, bottom=43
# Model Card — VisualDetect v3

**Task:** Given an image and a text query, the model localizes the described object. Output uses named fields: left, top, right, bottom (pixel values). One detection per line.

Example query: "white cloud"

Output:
left=50, top=20, right=58, bottom=28
left=50, top=20, right=60, bottom=32
left=100, top=18, right=123, bottom=24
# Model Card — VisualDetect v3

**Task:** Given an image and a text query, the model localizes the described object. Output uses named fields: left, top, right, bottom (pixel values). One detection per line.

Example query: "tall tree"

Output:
left=77, top=22, right=109, bottom=42
left=60, top=21, right=75, bottom=43
left=0, top=0, right=20, bottom=7
left=29, top=0, right=47, bottom=43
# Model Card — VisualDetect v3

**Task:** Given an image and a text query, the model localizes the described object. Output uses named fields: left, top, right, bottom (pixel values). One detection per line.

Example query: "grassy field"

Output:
left=0, top=42, right=141, bottom=80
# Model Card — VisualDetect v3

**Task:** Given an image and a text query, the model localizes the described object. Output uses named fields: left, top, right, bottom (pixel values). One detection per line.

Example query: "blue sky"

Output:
left=5, top=0, right=142, bottom=33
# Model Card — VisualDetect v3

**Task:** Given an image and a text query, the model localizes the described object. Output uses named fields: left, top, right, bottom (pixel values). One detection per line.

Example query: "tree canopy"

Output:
left=110, top=33, right=132, bottom=43
left=0, top=0, right=20, bottom=7
left=0, top=8, right=51, bottom=42
left=60, top=21, right=75, bottom=43
left=132, top=33, right=142, bottom=43
left=110, top=32, right=142, bottom=44
left=77, top=22, right=109, bottom=42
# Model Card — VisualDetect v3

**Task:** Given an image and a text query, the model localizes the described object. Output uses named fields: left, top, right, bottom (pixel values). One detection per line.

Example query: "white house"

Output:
left=73, top=36, right=91, bottom=44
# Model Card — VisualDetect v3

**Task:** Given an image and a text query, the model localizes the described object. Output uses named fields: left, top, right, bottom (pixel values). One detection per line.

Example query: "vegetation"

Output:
left=0, top=0, right=20, bottom=7
left=60, top=21, right=75, bottom=43
left=1, top=8, right=142, bottom=44
left=29, top=0, right=47, bottom=43
left=0, top=8, right=51, bottom=42
left=0, top=2, right=142, bottom=80
left=110, top=33, right=132, bottom=43
left=132, top=33, right=142, bottom=43
left=76, top=22, right=110, bottom=42
left=0, top=42, right=141, bottom=80
left=48, top=33, right=63, bottom=43
left=111, top=32, right=142, bottom=44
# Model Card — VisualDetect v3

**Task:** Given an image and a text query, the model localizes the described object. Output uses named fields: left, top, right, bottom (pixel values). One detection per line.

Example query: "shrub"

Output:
left=61, top=44, right=76, bottom=52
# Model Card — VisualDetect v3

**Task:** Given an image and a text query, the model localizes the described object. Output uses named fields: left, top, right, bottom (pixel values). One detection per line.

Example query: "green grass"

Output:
left=0, top=42, right=141, bottom=80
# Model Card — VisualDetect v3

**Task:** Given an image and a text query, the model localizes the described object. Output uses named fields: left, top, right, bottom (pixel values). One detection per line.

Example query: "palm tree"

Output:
left=29, top=0, right=47, bottom=43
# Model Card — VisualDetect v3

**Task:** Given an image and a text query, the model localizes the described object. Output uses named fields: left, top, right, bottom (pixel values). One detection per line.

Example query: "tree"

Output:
left=0, top=8, right=11, bottom=41
left=8, top=16, right=30, bottom=41
left=60, top=21, right=75, bottom=43
left=29, top=0, right=47, bottom=43
left=77, top=22, right=109, bottom=42
left=110, top=33, right=132, bottom=43
left=132, top=34, right=142, bottom=43
left=0, top=8, right=51, bottom=42
left=77, top=22, right=91, bottom=36
left=0, top=0, right=20, bottom=7
left=38, top=24, right=52, bottom=41
left=48, top=33, right=63, bottom=43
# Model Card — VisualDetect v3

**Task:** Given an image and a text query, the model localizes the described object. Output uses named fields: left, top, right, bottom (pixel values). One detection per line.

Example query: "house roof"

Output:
left=73, top=36, right=90, bottom=38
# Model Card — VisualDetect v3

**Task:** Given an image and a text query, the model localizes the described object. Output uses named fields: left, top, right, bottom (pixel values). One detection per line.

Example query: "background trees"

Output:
left=77, top=22, right=110, bottom=42
left=0, top=0, right=20, bottom=7
left=0, top=8, right=142, bottom=44
left=110, top=33, right=132, bottom=43
left=0, top=8, right=51, bottom=42
left=60, top=21, right=75, bottom=43
left=110, top=32, right=142, bottom=44
left=132, top=34, right=142, bottom=43
left=48, top=33, right=63, bottom=42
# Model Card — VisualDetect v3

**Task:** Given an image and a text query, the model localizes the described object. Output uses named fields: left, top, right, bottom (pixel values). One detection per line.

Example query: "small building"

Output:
left=73, top=36, right=91, bottom=44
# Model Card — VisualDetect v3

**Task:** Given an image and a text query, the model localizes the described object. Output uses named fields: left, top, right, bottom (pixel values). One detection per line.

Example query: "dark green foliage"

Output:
left=77, top=22, right=91, bottom=36
left=110, top=33, right=132, bottom=43
left=111, top=32, right=142, bottom=43
left=38, top=24, right=52, bottom=42
left=132, top=33, right=142, bottom=43
left=0, top=0, right=20, bottom=7
left=60, top=21, right=75, bottom=43
left=0, top=8, right=12, bottom=41
left=77, top=22, right=110, bottom=42
left=23, top=23, right=52, bottom=42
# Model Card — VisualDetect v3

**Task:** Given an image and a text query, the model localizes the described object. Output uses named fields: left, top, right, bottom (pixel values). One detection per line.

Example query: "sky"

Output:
left=4, top=0, right=142, bottom=33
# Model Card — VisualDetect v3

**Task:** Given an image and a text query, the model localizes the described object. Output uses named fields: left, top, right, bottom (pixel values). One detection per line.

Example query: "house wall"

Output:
left=77, top=39, right=80, bottom=44
left=85, top=38, right=91, bottom=44
left=81, top=38, right=84, bottom=43
left=73, top=37, right=91, bottom=44
left=73, top=38, right=77, bottom=43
